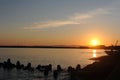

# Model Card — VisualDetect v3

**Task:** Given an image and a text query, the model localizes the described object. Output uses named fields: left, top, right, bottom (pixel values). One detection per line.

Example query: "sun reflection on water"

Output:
left=92, top=50, right=97, bottom=57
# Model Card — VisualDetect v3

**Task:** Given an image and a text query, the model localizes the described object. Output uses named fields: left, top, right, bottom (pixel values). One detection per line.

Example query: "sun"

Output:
left=91, top=39, right=99, bottom=46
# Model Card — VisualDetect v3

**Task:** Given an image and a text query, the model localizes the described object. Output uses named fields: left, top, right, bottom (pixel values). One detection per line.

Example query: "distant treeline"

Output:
left=0, top=45, right=120, bottom=49
left=0, top=45, right=89, bottom=49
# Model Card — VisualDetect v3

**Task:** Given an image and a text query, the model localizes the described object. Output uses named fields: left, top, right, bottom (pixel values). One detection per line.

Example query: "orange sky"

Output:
left=0, top=0, right=120, bottom=46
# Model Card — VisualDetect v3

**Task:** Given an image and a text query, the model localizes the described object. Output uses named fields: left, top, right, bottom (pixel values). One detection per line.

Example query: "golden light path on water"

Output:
left=93, top=49, right=97, bottom=58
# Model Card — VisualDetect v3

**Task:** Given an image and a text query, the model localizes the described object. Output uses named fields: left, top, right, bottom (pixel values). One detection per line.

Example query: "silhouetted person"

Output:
left=24, top=62, right=34, bottom=71
left=67, top=66, right=75, bottom=73
left=3, top=61, right=7, bottom=69
left=44, top=70, right=49, bottom=77
left=36, top=64, right=42, bottom=71
left=76, top=64, right=81, bottom=71
left=53, top=70, right=58, bottom=80
left=0, top=62, right=3, bottom=68
left=57, top=65, right=62, bottom=72
left=16, top=61, right=20, bottom=69
left=7, top=59, right=11, bottom=63
left=3, top=58, right=15, bottom=69
left=16, top=61, right=24, bottom=70
left=48, top=64, right=52, bottom=71
left=20, top=64, right=24, bottom=69
left=26, top=63, right=31, bottom=69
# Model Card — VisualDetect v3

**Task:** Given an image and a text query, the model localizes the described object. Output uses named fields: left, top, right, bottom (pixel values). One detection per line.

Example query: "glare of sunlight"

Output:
left=91, top=39, right=99, bottom=46
left=93, top=50, right=96, bottom=53
left=92, top=50, right=97, bottom=57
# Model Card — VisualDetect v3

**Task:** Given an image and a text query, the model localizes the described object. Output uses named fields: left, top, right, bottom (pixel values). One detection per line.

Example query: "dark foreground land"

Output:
left=68, top=49, right=120, bottom=80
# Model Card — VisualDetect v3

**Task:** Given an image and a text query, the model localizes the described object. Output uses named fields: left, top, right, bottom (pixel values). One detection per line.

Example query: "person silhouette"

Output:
left=76, top=64, right=81, bottom=71
left=53, top=70, right=58, bottom=80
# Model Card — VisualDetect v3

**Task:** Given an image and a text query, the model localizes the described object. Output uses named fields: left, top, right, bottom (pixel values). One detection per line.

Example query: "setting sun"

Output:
left=91, top=39, right=99, bottom=46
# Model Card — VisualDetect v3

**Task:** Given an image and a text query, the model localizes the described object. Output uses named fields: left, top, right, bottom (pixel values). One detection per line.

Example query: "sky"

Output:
left=0, top=0, right=120, bottom=46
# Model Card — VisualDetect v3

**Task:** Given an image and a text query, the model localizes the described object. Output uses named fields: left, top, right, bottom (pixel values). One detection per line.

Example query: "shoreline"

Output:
left=0, top=45, right=119, bottom=49
left=0, top=45, right=109, bottom=49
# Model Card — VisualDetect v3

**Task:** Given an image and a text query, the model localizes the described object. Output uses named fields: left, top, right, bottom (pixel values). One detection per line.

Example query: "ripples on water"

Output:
left=0, top=68, right=69, bottom=80
left=0, top=48, right=106, bottom=80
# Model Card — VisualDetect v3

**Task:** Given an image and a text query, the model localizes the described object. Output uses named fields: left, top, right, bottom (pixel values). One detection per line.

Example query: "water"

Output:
left=0, top=48, right=106, bottom=80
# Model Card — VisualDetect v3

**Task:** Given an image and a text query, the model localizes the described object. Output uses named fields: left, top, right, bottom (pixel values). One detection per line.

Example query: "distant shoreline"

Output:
left=0, top=45, right=118, bottom=49
left=0, top=46, right=89, bottom=49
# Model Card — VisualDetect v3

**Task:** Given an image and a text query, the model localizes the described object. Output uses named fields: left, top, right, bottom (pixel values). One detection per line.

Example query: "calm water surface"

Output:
left=0, top=48, right=107, bottom=80
left=0, top=48, right=106, bottom=68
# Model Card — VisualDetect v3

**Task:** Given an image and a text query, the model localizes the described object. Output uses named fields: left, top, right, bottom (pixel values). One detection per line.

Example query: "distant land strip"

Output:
left=0, top=45, right=89, bottom=49
left=0, top=45, right=120, bottom=49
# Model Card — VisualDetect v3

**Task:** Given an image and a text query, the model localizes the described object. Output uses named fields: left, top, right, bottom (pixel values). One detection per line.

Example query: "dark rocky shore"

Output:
left=68, top=49, right=120, bottom=80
